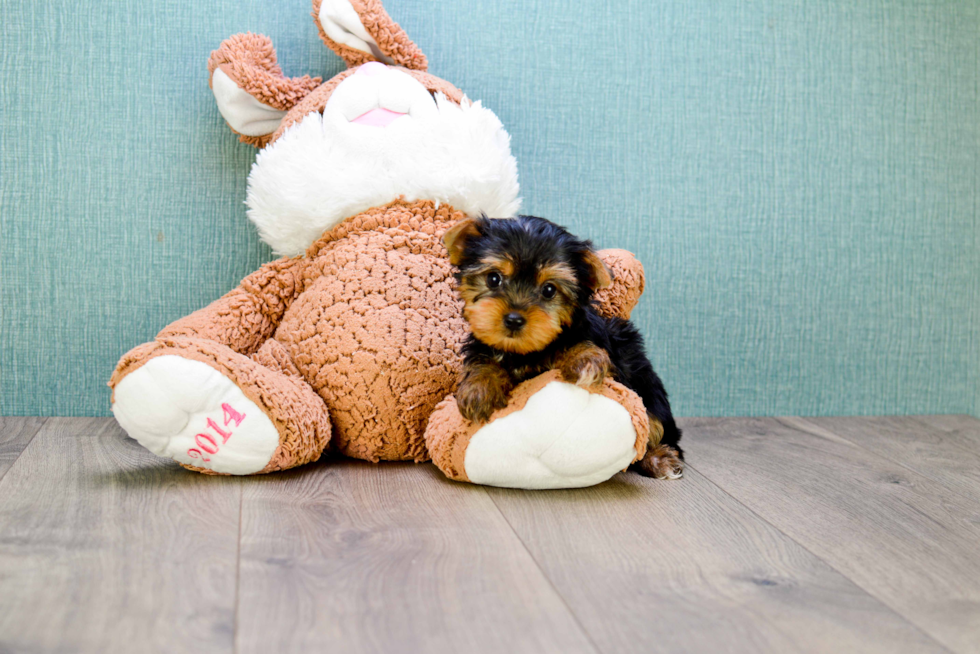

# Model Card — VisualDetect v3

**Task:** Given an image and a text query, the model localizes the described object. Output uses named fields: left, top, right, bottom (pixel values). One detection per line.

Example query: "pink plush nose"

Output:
left=357, top=61, right=387, bottom=76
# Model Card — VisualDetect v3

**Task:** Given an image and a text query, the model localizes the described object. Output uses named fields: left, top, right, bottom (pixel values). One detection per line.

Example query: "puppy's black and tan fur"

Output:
left=444, top=215, right=683, bottom=480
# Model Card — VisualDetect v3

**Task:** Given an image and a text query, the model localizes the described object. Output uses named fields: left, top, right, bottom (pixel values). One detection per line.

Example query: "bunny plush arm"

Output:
left=153, top=256, right=308, bottom=354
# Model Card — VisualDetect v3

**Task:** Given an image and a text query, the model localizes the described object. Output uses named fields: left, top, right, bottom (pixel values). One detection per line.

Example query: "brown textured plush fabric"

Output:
left=157, top=256, right=307, bottom=355
left=276, top=201, right=469, bottom=462
left=312, top=0, right=428, bottom=71
left=207, top=32, right=323, bottom=147
left=109, top=200, right=645, bottom=473
left=593, top=248, right=646, bottom=320
left=425, top=370, right=651, bottom=483
left=207, top=33, right=322, bottom=111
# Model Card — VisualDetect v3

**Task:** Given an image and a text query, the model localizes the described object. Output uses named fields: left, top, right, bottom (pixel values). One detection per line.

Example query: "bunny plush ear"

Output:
left=208, top=33, right=322, bottom=147
left=313, top=0, right=428, bottom=71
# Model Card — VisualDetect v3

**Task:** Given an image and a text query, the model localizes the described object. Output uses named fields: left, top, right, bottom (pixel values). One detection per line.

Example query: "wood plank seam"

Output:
left=485, top=491, right=603, bottom=654
left=234, top=461, right=599, bottom=653
left=233, top=483, right=244, bottom=654
left=0, top=418, right=242, bottom=653
left=681, top=416, right=980, bottom=653
left=784, top=417, right=980, bottom=512
left=0, top=417, right=47, bottom=484
left=682, top=460, right=957, bottom=654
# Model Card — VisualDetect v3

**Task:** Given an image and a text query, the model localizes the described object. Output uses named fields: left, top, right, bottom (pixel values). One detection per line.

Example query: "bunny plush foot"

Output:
left=425, top=371, right=649, bottom=489
left=113, top=356, right=281, bottom=475
left=110, top=338, right=332, bottom=475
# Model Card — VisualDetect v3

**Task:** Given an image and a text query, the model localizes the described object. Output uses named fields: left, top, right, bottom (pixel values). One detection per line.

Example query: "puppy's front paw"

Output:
left=456, top=378, right=509, bottom=424
left=559, top=343, right=611, bottom=389
left=569, top=360, right=607, bottom=388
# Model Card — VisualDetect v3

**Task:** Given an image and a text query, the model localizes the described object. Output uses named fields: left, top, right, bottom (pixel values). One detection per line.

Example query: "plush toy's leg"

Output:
left=110, top=337, right=331, bottom=475
left=425, top=371, right=649, bottom=489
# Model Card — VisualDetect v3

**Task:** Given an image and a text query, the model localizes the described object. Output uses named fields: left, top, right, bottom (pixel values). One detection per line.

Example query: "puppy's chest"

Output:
left=495, top=329, right=623, bottom=387
left=495, top=351, right=559, bottom=384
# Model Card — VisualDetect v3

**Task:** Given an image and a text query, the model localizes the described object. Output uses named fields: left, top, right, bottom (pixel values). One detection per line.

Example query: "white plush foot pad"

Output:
left=113, top=356, right=280, bottom=475
left=463, top=381, right=638, bottom=489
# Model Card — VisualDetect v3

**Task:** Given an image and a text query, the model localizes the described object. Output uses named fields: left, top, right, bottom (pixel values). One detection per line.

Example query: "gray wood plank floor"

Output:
left=0, top=417, right=45, bottom=481
left=0, top=415, right=977, bottom=653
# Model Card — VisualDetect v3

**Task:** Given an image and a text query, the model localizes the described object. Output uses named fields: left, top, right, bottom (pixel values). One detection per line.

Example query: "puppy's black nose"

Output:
left=504, top=312, right=526, bottom=331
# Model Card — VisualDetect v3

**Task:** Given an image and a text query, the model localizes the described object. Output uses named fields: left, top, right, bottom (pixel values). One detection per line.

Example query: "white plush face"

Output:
left=245, top=63, right=521, bottom=256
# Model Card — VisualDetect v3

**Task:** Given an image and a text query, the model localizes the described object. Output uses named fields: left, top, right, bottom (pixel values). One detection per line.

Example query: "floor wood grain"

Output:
left=683, top=416, right=980, bottom=654
left=802, top=415, right=980, bottom=504
left=0, top=416, right=45, bottom=481
left=0, top=419, right=242, bottom=654
left=488, top=467, right=945, bottom=654
left=235, top=459, right=597, bottom=654
left=1, top=415, right=977, bottom=653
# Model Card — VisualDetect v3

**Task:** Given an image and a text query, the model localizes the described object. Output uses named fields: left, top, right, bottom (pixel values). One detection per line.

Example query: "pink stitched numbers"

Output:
left=196, top=432, right=219, bottom=454
left=187, top=403, right=247, bottom=463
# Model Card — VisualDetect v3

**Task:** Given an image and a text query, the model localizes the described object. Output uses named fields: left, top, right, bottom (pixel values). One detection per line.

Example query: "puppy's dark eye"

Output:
left=541, top=283, right=557, bottom=299
left=487, top=272, right=502, bottom=289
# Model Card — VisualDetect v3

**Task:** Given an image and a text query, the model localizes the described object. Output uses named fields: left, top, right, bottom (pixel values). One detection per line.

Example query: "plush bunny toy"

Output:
left=109, top=0, right=653, bottom=489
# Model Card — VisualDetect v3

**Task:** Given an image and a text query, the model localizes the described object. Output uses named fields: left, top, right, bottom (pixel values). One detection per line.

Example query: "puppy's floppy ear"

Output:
left=582, top=250, right=613, bottom=290
left=443, top=218, right=482, bottom=265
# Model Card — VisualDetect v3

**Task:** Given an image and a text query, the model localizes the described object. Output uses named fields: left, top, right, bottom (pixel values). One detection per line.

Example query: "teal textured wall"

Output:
left=2, top=0, right=978, bottom=417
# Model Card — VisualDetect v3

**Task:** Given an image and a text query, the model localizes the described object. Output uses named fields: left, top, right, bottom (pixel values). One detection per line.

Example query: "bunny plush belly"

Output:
left=425, top=371, right=649, bottom=489
left=272, top=201, right=468, bottom=462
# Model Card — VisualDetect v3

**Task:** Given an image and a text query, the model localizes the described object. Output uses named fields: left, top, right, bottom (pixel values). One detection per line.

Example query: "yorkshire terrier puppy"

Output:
left=443, top=215, right=683, bottom=480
